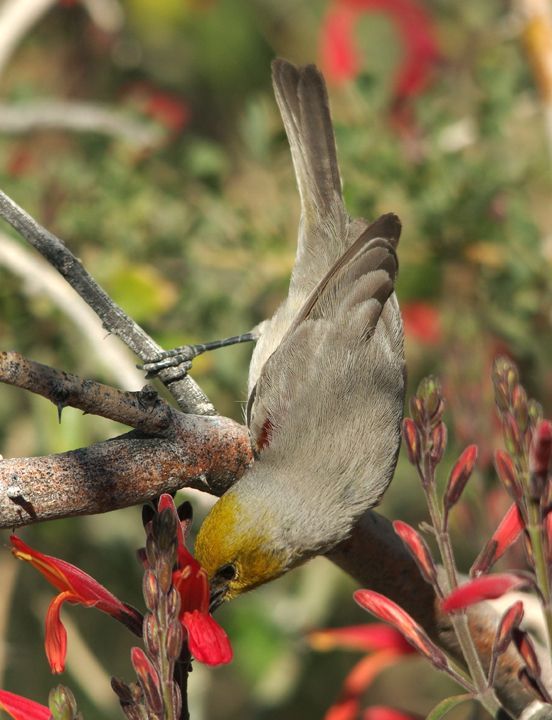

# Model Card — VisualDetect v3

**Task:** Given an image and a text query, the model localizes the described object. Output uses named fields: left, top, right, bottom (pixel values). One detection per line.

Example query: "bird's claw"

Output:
left=139, top=345, right=198, bottom=379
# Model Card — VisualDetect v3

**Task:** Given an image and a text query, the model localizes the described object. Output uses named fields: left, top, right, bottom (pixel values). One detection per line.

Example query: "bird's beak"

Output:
left=209, top=583, right=228, bottom=613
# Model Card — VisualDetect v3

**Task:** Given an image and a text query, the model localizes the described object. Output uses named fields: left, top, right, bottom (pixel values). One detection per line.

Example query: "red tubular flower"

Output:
left=10, top=535, right=142, bottom=674
left=471, top=503, right=524, bottom=576
left=0, top=690, right=51, bottom=720
left=308, top=623, right=413, bottom=654
left=402, top=302, right=442, bottom=345
left=354, top=590, right=449, bottom=670
left=158, top=494, right=233, bottom=666
left=442, top=574, right=528, bottom=613
left=315, top=624, right=415, bottom=720
left=320, top=0, right=439, bottom=103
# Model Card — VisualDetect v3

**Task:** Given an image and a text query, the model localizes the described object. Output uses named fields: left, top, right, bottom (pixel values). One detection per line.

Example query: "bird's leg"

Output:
left=139, top=332, right=257, bottom=380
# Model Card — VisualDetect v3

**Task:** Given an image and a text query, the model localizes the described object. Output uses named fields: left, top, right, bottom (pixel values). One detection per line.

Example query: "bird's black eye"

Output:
left=218, top=563, right=237, bottom=582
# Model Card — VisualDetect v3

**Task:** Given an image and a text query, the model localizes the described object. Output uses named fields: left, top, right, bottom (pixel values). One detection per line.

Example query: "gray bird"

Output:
left=192, top=59, right=406, bottom=604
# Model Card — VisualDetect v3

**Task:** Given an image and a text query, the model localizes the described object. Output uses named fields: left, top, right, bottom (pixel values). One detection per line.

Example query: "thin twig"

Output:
left=0, top=351, right=175, bottom=434
left=0, top=233, right=143, bottom=389
left=0, top=101, right=164, bottom=148
left=0, top=189, right=215, bottom=415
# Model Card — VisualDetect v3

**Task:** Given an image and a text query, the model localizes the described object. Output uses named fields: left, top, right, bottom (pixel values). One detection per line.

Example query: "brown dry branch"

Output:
left=0, top=352, right=252, bottom=527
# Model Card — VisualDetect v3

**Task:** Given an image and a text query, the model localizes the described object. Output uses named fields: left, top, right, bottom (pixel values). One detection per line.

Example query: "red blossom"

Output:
left=10, top=535, right=142, bottom=674
left=0, top=691, right=51, bottom=720
left=393, top=521, right=436, bottom=586
left=402, top=302, right=442, bottom=345
left=145, top=92, right=189, bottom=133
left=308, top=623, right=413, bottom=654
left=123, top=83, right=189, bottom=134
left=320, top=0, right=440, bottom=104
left=157, top=494, right=233, bottom=666
left=354, top=590, right=449, bottom=669
left=442, top=574, right=527, bottom=613
left=471, top=503, right=524, bottom=576
left=323, top=647, right=413, bottom=720
left=320, top=3, right=360, bottom=84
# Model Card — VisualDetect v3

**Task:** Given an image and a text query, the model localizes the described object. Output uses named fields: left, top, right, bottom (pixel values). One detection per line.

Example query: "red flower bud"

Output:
left=354, top=590, right=449, bottom=671
left=131, top=647, right=163, bottom=715
left=402, top=418, right=421, bottom=465
left=442, top=574, right=527, bottom=613
left=393, top=521, right=437, bottom=586
left=530, top=420, right=552, bottom=478
left=512, top=385, right=529, bottom=433
left=503, top=412, right=523, bottom=457
left=493, top=601, right=524, bottom=658
left=494, top=450, right=521, bottom=501
left=443, top=445, right=478, bottom=518
left=430, top=422, right=447, bottom=465
left=513, top=628, right=541, bottom=678
left=471, top=503, right=524, bottom=576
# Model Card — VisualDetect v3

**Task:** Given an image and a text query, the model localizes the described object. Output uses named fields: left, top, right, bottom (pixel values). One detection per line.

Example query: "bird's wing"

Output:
left=247, top=214, right=401, bottom=451
left=272, top=59, right=352, bottom=293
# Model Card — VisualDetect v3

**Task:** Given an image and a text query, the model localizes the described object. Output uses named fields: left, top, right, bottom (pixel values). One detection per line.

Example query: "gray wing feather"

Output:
left=248, top=222, right=401, bottom=447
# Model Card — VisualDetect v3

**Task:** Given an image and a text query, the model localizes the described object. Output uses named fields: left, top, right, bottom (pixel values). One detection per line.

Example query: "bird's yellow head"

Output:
left=195, top=489, right=289, bottom=607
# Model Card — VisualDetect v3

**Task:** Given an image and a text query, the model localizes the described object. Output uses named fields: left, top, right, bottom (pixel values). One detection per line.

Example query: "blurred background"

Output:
left=0, top=0, right=551, bottom=717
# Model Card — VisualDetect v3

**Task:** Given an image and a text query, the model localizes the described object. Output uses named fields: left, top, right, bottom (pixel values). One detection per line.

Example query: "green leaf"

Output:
left=426, top=694, right=473, bottom=720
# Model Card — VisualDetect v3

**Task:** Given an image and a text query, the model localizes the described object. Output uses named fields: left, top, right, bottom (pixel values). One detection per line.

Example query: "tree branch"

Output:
left=0, top=351, right=252, bottom=527
left=0, top=189, right=214, bottom=415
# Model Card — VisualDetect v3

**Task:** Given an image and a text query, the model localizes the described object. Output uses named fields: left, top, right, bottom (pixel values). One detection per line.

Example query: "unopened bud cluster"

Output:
left=112, top=501, right=184, bottom=720
left=48, top=685, right=82, bottom=720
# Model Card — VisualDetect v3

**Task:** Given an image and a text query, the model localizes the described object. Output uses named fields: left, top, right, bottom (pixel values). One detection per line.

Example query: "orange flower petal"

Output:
left=45, top=591, right=77, bottom=674
left=308, top=623, right=413, bottom=654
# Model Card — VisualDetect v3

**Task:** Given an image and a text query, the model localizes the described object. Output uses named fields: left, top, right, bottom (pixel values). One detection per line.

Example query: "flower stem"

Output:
left=525, top=502, right=552, bottom=652
left=423, top=461, right=504, bottom=717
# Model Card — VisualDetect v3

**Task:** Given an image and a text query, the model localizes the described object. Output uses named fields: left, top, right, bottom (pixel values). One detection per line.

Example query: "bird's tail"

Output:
left=272, top=59, right=349, bottom=291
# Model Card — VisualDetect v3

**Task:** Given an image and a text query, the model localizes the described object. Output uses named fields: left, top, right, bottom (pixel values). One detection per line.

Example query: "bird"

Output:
left=194, top=58, right=406, bottom=608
